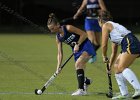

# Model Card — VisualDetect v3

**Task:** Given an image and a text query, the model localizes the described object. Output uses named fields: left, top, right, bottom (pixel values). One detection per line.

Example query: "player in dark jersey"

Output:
left=73, top=0, right=107, bottom=52
left=47, top=13, right=96, bottom=96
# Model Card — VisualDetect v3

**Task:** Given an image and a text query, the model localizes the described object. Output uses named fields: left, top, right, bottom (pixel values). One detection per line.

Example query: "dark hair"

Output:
left=98, top=11, right=113, bottom=22
left=47, top=13, right=58, bottom=25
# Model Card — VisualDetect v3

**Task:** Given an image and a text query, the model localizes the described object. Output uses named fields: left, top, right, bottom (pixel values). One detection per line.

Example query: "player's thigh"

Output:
left=116, top=52, right=138, bottom=73
left=114, top=54, right=121, bottom=73
left=95, top=32, right=101, bottom=43
left=86, top=31, right=96, bottom=41
left=75, top=51, right=90, bottom=69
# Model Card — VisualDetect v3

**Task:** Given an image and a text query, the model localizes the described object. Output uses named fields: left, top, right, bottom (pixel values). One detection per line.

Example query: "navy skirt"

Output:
left=72, top=39, right=96, bottom=61
left=121, top=33, right=140, bottom=54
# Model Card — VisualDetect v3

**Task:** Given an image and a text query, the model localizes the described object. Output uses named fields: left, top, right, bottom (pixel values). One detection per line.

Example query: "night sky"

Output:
left=0, top=0, right=140, bottom=25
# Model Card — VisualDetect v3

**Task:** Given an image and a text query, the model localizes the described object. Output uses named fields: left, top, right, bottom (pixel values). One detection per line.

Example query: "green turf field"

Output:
left=0, top=34, right=140, bottom=100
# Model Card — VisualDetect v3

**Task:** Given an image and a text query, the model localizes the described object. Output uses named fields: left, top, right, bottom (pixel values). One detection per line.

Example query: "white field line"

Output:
left=0, top=91, right=106, bottom=95
left=0, top=91, right=134, bottom=96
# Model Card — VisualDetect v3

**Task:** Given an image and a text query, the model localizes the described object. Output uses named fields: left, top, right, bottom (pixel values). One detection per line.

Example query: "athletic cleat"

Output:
left=112, top=94, right=130, bottom=99
left=132, top=89, right=140, bottom=99
left=71, top=89, right=87, bottom=96
left=88, top=55, right=96, bottom=63
left=84, top=77, right=92, bottom=91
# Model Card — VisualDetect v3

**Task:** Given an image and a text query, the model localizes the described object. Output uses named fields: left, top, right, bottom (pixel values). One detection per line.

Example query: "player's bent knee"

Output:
left=75, top=62, right=84, bottom=69
left=116, top=67, right=126, bottom=73
left=114, top=64, right=126, bottom=73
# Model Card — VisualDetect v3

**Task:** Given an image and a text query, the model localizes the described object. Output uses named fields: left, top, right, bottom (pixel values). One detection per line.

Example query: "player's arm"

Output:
left=73, top=0, right=87, bottom=19
left=56, top=36, right=63, bottom=73
left=66, top=25, right=87, bottom=46
left=101, top=23, right=110, bottom=62
left=66, top=25, right=87, bottom=53
left=98, top=0, right=107, bottom=11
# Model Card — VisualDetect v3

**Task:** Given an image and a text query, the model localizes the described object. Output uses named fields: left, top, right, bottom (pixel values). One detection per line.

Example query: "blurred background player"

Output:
left=73, top=0, right=107, bottom=51
left=47, top=13, right=96, bottom=96
left=98, top=11, right=140, bottom=99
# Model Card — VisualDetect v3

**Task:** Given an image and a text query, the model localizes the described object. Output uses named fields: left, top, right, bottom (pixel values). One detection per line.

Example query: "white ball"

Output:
left=37, top=90, right=42, bottom=94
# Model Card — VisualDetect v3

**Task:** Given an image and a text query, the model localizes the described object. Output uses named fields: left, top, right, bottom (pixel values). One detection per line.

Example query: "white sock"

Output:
left=115, top=73, right=128, bottom=96
left=122, top=68, right=140, bottom=90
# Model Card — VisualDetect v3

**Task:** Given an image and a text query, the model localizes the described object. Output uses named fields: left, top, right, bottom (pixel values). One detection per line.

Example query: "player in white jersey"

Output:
left=98, top=11, right=140, bottom=99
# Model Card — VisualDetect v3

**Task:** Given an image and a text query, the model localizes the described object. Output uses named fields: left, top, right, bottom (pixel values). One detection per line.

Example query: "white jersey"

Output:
left=106, top=21, right=131, bottom=45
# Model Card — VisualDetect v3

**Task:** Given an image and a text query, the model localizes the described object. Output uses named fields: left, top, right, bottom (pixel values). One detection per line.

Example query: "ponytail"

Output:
left=47, top=13, right=58, bottom=25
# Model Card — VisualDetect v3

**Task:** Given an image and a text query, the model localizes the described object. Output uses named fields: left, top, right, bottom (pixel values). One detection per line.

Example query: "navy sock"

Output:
left=76, top=69, right=85, bottom=90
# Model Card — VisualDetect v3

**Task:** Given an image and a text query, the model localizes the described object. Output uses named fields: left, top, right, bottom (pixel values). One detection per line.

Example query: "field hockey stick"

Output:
left=35, top=53, right=74, bottom=95
left=106, top=62, right=113, bottom=98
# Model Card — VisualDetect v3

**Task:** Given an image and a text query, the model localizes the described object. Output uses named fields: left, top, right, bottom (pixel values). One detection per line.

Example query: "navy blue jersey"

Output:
left=86, top=0, right=100, bottom=17
left=57, top=26, right=80, bottom=48
left=56, top=25, right=96, bottom=61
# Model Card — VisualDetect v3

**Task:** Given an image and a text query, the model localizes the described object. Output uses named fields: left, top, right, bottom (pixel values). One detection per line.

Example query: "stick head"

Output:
left=35, top=89, right=42, bottom=95
left=106, top=93, right=113, bottom=98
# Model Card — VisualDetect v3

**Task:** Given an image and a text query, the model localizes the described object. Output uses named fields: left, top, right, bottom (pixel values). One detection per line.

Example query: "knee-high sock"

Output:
left=122, top=68, right=140, bottom=90
left=115, top=73, right=128, bottom=95
left=76, top=69, right=85, bottom=90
